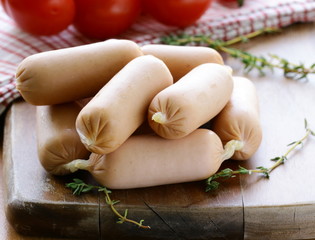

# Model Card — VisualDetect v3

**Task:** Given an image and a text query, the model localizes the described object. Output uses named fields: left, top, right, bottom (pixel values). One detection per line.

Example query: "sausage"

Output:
left=211, top=76, right=262, bottom=160
left=67, top=129, right=225, bottom=189
left=16, top=39, right=143, bottom=105
left=36, top=102, right=90, bottom=175
left=75, top=55, right=173, bottom=155
left=141, top=44, right=224, bottom=82
left=148, top=63, right=233, bottom=140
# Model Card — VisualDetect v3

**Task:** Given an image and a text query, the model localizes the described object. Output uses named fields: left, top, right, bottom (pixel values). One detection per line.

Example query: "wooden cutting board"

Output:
left=2, top=100, right=244, bottom=239
left=3, top=24, right=315, bottom=240
left=3, top=75, right=315, bottom=240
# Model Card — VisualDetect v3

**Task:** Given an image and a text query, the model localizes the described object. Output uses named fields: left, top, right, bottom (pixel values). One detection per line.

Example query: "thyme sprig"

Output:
left=206, top=119, right=315, bottom=192
left=161, top=28, right=315, bottom=80
left=66, top=178, right=150, bottom=229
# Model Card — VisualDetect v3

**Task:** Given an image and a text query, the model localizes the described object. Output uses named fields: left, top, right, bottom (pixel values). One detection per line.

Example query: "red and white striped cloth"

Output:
left=1, top=0, right=315, bottom=114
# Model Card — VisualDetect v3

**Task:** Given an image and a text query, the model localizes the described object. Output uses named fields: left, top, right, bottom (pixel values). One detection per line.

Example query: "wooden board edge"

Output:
left=99, top=202, right=244, bottom=240
left=244, top=204, right=315, bottom=240
left=2, top=102, right=100, bottom=239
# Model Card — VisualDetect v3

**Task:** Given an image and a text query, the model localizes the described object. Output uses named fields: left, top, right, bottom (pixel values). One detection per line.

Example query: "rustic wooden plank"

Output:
left=242, top=77, right=315, bottom=240
left=99, top=170, right=244, bottom=239
left=2, top=100, right=244, bottom=239
left=2, top=100, right=100, bottom=239
left=223, top=23, right=315, bottom=240
left=5, top=22, right=315, bottom=240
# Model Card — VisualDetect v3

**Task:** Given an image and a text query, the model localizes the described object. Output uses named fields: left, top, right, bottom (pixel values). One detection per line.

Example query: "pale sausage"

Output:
left=211, top=76, right=262, bottom=160
left=16, top=39, right=143, bottom=105
left=141, top=44, right=224, bottom=82
left=36, top=102, right=90, bottom=175
left=148, top=63, right=233, bottom=140
left=68, top=129, right=224, bottom=189
left=75, top=55, right=173, bottom=155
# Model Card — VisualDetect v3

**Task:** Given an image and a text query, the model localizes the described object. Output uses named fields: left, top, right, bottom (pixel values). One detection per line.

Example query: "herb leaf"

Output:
left=205, top=120, right=314, bottom=191
left=161, top=28, right=315, bottom=80
left=66, top=179, right=150, bottom=229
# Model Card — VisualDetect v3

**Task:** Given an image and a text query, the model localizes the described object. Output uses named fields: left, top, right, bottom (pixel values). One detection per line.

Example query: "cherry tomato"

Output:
left=3, top=0, right=75, bottom=35
left=73, top=0, right=141, bottom=39
left=141, top=0, right=212, bottom=27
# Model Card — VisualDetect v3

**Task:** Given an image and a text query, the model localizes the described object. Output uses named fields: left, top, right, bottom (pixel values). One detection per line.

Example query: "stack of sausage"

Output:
left=16, top=39, right=262, bottom=189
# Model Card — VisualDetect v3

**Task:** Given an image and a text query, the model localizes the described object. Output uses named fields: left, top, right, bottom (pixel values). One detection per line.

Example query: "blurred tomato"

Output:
left=141, top=0, right=212, bottom=27
left=3, top=0, right=75, bottom=35
left=73, top=0, right=141, bottom=39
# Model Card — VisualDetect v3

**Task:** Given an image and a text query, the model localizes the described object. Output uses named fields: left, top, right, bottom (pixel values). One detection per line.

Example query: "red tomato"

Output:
left=141, top=0, right=212, bottom=27
left=73, top=0, right=141, bottom=39
left=3, top=0, right=75, bottom=35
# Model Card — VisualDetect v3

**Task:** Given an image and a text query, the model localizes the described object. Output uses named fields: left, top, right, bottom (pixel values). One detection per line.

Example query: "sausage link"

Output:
left=16, top=39, right=143, bottom=105
left=141, top=44, right=224, bottom=82
left=148, top=63, right=233, bottom=140
left=36, top=102, right=90, bottom=175
left=69, top=129, right=224, bottom=189
left=76, top=55, right=173, bottom=155
left=211, top=76, right=262, bottom=160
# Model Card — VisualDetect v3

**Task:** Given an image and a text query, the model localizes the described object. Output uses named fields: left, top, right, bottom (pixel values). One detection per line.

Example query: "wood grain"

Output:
left=224, top=22, right=315, bottom=240
left=99, top=176, right=243, bottom=240
left=2, top=100, right=244, bottom=239
left=2, top=101, right=100, bottom=239
left=1, top=22, right=315, bottom=240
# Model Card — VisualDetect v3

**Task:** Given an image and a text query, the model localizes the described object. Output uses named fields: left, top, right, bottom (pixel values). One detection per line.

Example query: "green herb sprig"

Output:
left=206, top=119, right=315, bottom=191
left=66, top=178, right=150, bottom=229
left=161, top=28, right=315, bottom=80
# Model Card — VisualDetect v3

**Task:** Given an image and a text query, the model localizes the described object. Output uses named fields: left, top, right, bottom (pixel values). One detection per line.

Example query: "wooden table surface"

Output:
left=1, top=22, right=315, bottom=240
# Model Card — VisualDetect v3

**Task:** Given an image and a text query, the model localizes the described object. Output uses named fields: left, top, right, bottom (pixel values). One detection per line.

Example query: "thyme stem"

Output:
left=268, top=127, right=312, bottom=173
left=206, top=119, right=315, bottom=191
left=224, top=28, right=277, bottom=45
left=161, top=28, right=315, bottom=80
left=66, top=179, right=150, bottom=229
left=102, top=188, right=151, bottom=229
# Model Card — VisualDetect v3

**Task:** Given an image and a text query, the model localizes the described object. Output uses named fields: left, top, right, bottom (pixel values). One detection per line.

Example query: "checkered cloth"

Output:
left=1, top=0, right=315, bottom=114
